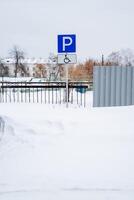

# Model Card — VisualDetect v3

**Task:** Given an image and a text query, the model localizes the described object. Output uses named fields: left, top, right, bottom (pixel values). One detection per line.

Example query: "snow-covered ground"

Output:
left=0, top=97, right=134, bottom=199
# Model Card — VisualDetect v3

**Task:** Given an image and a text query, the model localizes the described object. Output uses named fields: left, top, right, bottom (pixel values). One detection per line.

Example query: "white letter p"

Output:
left=63, top=37, right=73, bottom=51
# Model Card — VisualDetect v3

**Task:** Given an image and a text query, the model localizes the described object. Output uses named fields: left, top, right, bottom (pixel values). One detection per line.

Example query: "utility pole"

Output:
left=102, top=54, right=104, bottom=66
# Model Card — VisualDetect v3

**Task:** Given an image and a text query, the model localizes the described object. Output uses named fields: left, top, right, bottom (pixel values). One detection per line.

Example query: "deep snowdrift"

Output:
left=0, top=103, right=134, bottom=200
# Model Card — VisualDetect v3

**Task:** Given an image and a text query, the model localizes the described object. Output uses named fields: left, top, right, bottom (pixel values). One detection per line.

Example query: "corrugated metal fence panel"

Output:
left=126, top=67, right=132, bottom=105
left=100, top=67, right=106, bottom=106
left=105, top=67, right=111, bottom=107
left=132, top=67, right=134, bottom=104
left=93, top=66, right=100, bottom=107
left=115, top=66, right=122, bottom=106
left=110, top=66, right=116, bottom=106
left=121, top=67, right=127, bottom=106
left=93, top=66, right=134, bottom=107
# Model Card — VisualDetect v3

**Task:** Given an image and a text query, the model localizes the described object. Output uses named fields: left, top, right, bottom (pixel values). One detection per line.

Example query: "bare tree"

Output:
left=33, top=64, right=47, bottom=78
left=0, top=59, right=9, bottom=78
left=68, top=59, right=94, bottom=81
left=0, top=59, right=4, bottom=78
left=107, top=49, right=134, bottom=66
left=47, top=53, right=64, bottom=81
left=9, top=45, right=27, bottom=77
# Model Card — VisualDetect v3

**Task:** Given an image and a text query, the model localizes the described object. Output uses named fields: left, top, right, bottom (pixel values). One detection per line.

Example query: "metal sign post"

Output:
left=57, top=34, right=77, bottom=107
left=66, top=63, right=69, bottom=107
left=63, top=54, right=75, bottom=107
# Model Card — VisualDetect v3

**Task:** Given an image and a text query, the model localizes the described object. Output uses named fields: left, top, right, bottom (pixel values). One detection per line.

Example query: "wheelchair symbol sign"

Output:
left=57, top=54, right=77, bottom=64
left=64, top=54, right=71, bottom=64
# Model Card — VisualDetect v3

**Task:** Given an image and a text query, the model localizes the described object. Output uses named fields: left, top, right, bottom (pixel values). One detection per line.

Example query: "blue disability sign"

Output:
left=58, top=34, right=76, bottom=53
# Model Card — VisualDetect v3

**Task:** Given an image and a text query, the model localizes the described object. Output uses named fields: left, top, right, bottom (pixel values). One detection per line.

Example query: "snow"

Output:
left=0, top=77, right=46, bottom=82
left=2, top=58, right=47, bottom=64
left=0, top=97, right=134, bottom=199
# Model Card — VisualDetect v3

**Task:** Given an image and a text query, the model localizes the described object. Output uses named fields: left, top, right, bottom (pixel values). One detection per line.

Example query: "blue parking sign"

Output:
left=58, top=34, right=76, bottom=53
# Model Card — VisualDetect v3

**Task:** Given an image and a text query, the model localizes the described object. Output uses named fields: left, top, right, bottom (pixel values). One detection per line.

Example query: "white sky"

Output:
left=0, top=0, right=134, bottom=61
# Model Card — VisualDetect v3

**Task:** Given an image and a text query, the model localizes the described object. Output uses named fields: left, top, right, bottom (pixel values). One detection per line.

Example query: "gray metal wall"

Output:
left=93, top=66, right=134, bottom=107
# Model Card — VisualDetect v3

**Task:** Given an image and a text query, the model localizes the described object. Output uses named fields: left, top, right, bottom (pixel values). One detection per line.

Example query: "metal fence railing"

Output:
left=0, top=81, right=93, bottom=107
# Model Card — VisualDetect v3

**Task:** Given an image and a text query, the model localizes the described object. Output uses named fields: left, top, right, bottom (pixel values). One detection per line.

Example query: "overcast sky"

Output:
left=0, top=0, right=134, bottom=61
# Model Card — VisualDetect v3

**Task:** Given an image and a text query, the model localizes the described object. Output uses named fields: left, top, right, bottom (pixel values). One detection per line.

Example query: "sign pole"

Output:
left=57, top=34, right=77, bottom=108
left=66, top=64, right=69, bottom=108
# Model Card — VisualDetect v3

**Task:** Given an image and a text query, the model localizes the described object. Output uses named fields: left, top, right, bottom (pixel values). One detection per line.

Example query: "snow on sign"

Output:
left=58, top=34, right=76, bottom=53
left=58, top=54, right=77, bottom=64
